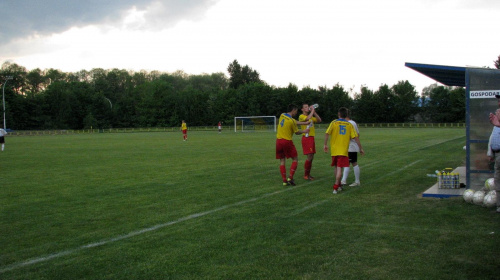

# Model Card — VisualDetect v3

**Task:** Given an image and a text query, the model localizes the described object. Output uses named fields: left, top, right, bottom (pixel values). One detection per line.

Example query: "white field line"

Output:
left=406, top=135, right=465, bottom=154
left=286, top=199, right=330, bottom=218
left=360, top=135, right=464, bottom=170
left=383, top=160, right=423, bottom=178
left=1, top=183, right=312, bottom=274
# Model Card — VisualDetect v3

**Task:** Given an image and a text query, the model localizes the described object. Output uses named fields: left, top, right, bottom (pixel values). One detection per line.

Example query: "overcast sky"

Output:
left=1, top=0, right=499, bottom=94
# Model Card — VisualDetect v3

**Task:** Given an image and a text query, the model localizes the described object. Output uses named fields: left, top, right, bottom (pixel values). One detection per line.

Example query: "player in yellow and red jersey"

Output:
left=181, top=120, right=188, bottom=141
left=323, top=107, right=364, bottom=194
left=299, top=103, right=322, bottom=181
left=276, top=104, right=311, bottom=186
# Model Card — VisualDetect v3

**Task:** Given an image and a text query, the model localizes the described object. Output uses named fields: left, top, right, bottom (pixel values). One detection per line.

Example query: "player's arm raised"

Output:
left=313, top=112, right=322, bottom=123
left=296, top=119, right=312, bottom=126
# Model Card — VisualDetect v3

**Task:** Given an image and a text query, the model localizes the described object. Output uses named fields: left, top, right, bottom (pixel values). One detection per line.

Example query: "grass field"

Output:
left=1, top=128, right=499, bottom=280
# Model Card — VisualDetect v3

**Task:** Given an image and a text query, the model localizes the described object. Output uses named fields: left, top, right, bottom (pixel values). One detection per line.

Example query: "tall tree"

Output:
left=26, top=68, right=46, bottom=94
left=227, top=60, right=261, bottom=89
left=372, top=84, right=395, bottom=122
left=352, top=86, right=376, bottom=123
left=391, top=80, right=419, bottom=122
left=425, top=86, right=465, bottom=123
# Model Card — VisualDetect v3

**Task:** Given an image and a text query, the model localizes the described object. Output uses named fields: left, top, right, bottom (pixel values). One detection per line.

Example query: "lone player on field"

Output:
left=181, top=120, right=188, bottom=141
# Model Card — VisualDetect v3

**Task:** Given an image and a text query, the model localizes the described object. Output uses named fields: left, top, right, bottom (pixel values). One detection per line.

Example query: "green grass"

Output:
left=1, top=128, right=499, bottom=279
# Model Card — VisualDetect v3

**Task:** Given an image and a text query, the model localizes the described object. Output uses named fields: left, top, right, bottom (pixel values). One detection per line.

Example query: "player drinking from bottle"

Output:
left=276, top=104, right=311, bottom=186
left=299, top=103, right=322, bottom=180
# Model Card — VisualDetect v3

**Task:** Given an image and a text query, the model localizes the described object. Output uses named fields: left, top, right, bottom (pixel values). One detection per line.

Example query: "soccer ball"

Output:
left=472, top=190, right=486, bottom=206
left=484, top=178, right=495, bottom=191
left=463, top=189, right=475, bottom=203
left=483, top=192, right=497, bottom=208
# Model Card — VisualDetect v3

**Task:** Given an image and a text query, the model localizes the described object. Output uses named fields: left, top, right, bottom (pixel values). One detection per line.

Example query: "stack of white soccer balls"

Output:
left=463, top=178, right=497, bottom=208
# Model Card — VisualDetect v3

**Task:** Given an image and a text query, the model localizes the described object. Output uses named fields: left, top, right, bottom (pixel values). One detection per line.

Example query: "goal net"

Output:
left=234, top=116, right=276, bottom=132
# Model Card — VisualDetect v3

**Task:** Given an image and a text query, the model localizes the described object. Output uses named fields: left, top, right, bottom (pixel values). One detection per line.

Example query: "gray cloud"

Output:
left=0, top=0, right=217, bottom=42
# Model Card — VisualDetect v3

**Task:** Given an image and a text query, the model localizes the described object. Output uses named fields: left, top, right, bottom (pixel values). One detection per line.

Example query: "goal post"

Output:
left=234, top=116, right=277, bottom=132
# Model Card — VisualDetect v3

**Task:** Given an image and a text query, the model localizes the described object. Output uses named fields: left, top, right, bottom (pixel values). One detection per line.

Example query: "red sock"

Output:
left=280, top=165, right=287, bottom=181
left=333, top=184, right=339, bottom=191
left=304, top=160, right=311, bottom=176
left=290, top=161, right=298, bottom=179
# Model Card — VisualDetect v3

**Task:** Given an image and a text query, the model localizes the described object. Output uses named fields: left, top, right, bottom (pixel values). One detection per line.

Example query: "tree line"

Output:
left=0, top=60, right=466, bottom=130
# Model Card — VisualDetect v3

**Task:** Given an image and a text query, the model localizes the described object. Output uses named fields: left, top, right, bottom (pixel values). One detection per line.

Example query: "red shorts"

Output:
left=276, top=139, right=298, bottom=159
left=301, top=136, right=316, bottom=155
left=331, top=156, right=349, bottom=167
left=182, top=129, right=187, bottom=135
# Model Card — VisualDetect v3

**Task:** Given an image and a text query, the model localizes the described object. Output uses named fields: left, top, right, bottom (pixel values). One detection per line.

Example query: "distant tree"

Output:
left=227, top=60, right=261, bottom=89
left=320, top=84, right=353, bottom=121
left=448, top=87, right=466, bottom=122
left=44, top=68, right=66, bottom=85
left=391, top=80, right=419, bottom=122
left=494, top=55, right=500, bottom=69
left=352, top=86, right=376, bottom=123
left=421, top=83, right=439, bottom=97
left=425, top=85, right=465, bottom=122
left=373, top=84, right=397, bottom=122
left=26, top=68, right=46, bottom=94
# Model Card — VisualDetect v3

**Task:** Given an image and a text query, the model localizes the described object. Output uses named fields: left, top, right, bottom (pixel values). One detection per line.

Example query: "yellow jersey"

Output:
left=277, top=113, right=298, bottom=140
left=299, top=115, right=318, bottom=137
left=181, top=123, right=187, bottom=130
left=325, top=119, right=358, bottom=156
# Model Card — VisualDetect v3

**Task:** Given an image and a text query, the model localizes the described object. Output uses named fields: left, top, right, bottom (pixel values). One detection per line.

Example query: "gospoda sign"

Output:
left=470, top=90, right=500, bottom=98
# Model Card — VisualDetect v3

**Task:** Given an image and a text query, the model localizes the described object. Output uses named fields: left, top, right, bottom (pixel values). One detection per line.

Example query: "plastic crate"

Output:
left=437, top=168, right=460, bottom=189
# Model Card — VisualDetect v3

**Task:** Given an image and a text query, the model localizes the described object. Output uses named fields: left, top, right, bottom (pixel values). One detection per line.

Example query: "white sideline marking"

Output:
left=407, top=136, right=464, bottom=154
left=384, top=160, right=423, bottom=177
left=0, top=185, right=303, bottom=274
left=287, top=199, right=330, bottom=217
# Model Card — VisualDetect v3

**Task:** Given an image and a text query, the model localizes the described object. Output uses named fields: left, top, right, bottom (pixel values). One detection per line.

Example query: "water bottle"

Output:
left=305, top=104, right=319, bottom=137
left=446, top=173, right=451, bottom=189
left=305, top=122, right=312, bottom=137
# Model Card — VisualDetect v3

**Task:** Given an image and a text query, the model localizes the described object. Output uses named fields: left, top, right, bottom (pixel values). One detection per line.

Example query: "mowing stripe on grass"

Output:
left=294, top=219, right=497, bottom=236
left=0, top=182, right=316, bottom=274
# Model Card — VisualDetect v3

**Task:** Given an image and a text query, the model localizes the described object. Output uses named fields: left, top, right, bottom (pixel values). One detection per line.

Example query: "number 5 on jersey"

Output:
left=339, top=125, right=346, bottom=135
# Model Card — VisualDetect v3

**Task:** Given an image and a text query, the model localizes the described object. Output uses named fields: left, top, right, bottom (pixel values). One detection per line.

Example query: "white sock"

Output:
left=353, top=165, right=360, bottom=183
left=1, top=144, right=4, bottom=151
left=342, top=167, right=350, bottom=183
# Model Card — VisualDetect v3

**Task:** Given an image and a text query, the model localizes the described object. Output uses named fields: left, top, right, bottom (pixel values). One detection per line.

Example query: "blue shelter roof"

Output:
left=405, top=62, right=466, bottom=87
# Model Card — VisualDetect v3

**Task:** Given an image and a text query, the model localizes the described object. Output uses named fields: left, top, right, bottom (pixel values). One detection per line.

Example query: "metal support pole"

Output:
left=2, top=76, right=13, bottom=130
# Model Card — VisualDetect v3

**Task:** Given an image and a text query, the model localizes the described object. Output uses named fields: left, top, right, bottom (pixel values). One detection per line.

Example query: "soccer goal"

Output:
left=234, top=116, right=276, bottom=132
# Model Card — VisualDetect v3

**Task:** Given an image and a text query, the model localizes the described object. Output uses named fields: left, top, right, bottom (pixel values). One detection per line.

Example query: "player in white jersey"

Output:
left=0, top=128, right=7, bottom=151
left=341, top=110, right=362, bottom=186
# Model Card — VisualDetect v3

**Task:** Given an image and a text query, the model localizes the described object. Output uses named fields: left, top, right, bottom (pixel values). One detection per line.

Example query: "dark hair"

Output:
left=287, top=104, right=298, bottom=112
left=338, top=107, right=348, bottom=118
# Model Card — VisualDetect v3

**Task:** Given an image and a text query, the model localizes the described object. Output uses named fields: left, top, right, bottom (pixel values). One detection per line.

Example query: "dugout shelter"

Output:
left=406, top=62, right=500, bottom=196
